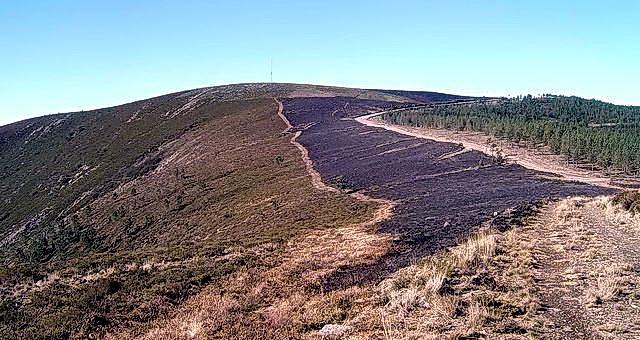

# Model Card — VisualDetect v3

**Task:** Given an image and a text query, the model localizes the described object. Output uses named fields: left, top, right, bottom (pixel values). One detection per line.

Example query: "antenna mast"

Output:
left=270, top=58, right=273, bottom=83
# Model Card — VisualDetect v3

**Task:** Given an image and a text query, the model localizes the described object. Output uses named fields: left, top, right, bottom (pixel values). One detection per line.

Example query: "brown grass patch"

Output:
left=126, top=221, right=393, bottom=339
left=349, top=227, right=541, bottom=339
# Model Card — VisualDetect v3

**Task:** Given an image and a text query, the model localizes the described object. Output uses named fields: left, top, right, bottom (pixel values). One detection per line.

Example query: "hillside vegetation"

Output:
left=0, top=84, right=387, bottom=338
left=382, top=95, right=640, bottom=174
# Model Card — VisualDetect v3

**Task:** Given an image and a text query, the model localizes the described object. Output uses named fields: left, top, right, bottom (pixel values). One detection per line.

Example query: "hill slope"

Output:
left=0, top=84, right=455, bottom=338
left=2, top=84, right=628, bottom=339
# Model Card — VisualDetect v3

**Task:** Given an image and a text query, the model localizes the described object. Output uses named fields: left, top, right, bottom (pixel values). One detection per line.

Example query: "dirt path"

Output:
left=275, top=98, right=395, bottom=223
left=355, top=112, right=619, bottom=189
left=524, top=197, right=640, bottom=339
left=275, top=98, right=339, bottom=193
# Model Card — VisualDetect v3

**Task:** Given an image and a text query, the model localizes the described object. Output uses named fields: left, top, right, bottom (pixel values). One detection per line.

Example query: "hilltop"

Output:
left=1, top=83, right=639, bottom=339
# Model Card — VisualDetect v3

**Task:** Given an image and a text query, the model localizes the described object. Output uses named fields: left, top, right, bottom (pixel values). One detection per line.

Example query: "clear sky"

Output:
left=1, top=1, right=639, bottom=126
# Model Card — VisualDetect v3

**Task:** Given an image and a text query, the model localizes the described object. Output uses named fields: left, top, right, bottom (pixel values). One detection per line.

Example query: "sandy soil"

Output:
left=356, top=111, right=621, bottom=189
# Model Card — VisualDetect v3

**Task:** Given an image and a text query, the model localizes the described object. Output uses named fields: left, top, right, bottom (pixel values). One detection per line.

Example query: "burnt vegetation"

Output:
left=283, top=96, right=608, bottom=252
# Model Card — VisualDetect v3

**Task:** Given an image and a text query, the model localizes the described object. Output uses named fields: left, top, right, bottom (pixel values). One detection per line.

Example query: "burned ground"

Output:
left=282, top=96, right=612, bottom=282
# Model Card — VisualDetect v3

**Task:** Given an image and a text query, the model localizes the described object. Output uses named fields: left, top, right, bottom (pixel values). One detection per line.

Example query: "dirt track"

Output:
left=356, top=111, right=618, bottom=189
left=275, top=98, right=338, bottom=193
left=525, top=197, right=640, bottom=339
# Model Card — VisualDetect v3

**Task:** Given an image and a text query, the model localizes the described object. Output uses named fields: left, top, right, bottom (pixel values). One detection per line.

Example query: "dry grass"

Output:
left=611, top=190, right=640, bottom=214
left=351, top=227, right=539, bottom=339
left=467, top=299, right=492, bottom=329
left=586, top=275, right=621, bottom=305
left=451, top=231, right=496, bottom=269
left=121, top=220, right=393, bottom=339
left=584, top=263, right=633, bottom=306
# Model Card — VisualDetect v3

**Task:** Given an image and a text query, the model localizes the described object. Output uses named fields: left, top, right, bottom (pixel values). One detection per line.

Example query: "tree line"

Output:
left=382, top=95, right=640, bottom=174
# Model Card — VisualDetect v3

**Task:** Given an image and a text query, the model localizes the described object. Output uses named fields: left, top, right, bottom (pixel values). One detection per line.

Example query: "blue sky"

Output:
left=1, top=1, right=639, bottom=125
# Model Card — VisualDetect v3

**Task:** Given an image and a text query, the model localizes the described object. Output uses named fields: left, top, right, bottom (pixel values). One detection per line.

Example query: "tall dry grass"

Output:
left=373, top=229, right=509, bottom=339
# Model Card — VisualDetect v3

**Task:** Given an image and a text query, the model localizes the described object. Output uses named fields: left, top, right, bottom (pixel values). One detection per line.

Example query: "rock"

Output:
left=318, top=324, right=353, bottom=339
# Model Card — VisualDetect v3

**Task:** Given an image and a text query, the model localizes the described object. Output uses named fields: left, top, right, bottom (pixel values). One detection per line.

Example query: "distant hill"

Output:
left=371, top=88, right=478, bottom=103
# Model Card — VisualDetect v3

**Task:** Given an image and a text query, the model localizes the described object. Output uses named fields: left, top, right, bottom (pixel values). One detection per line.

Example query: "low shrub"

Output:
left=612, top=190, right=640, bottom=214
